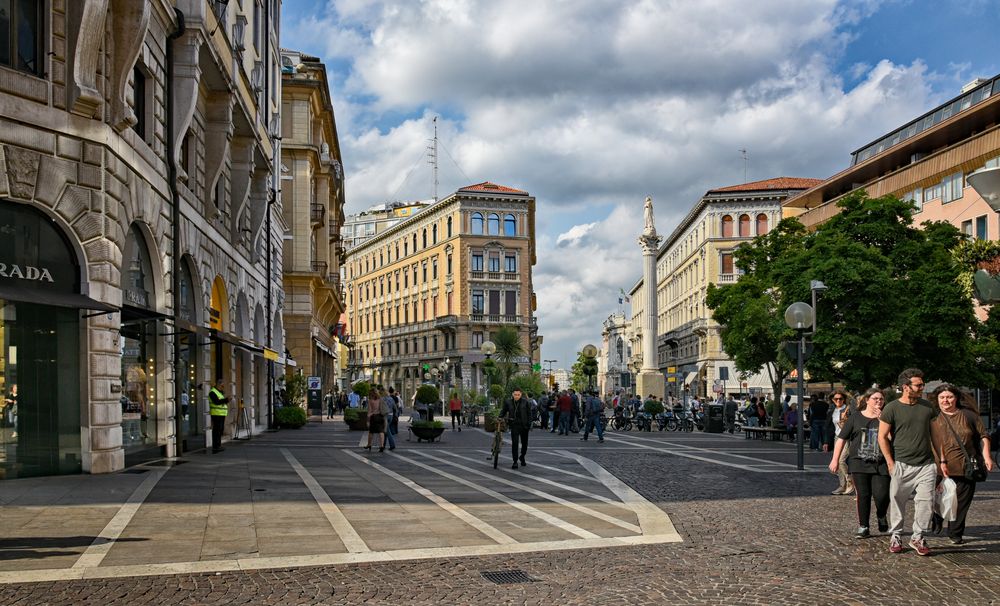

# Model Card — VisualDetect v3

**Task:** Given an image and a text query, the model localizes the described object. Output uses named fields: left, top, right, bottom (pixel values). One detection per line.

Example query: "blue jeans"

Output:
left=810, top=419, right=826, bottom=450
left=559, top=413, right=570, bottom=434
left=385, top=416, right=396, bottom=449
left=583, top=413, right=603, bottom=440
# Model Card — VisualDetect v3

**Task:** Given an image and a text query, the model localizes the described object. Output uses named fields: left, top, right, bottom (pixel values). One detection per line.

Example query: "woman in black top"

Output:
left=829, top=388, right=890, bottom=539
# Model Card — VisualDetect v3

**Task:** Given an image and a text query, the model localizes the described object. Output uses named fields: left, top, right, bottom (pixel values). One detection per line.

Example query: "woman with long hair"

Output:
left=929, top=384, right=994, bottom=544
left=829, top=388, right=890, bottom=538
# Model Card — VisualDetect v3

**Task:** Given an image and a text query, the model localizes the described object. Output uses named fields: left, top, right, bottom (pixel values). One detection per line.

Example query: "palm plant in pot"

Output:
left=411, top=384, right=445, bottom=442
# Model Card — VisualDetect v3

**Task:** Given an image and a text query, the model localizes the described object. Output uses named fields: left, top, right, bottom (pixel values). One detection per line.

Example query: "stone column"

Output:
left=637, top=197, right=664, bottom=401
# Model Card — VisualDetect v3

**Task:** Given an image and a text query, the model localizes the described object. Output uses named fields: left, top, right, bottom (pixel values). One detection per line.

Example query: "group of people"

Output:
left=362, top=385, right=402, bottom=453
left=826, top=368, right=994, bottom=555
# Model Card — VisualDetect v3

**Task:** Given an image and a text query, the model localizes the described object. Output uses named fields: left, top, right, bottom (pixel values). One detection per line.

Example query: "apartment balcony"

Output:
left=310, top=203, right=325, bottom=226
left=326, top=273, right=340, bottom=288
left=469, top=271, right=520, bottom=282
left=434, top=315, right=459, bottom=329
left=329, top=222, right=341, bottom=241
left=311, top=260, right=328, bottom=275
left=469, top=314, right=522, bottom=325
left=717, top=273, right=738, bottom=284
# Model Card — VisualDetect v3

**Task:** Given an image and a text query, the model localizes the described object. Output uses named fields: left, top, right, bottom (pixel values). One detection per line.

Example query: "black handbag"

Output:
left=942, top=413, right=988, bottom=482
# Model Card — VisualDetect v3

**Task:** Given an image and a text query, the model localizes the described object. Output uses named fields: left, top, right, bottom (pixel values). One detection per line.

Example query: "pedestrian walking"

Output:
left=448, top=391, right=463, bottom=431
left=365, top=387, right=390, bottom=453
left=929, top=384, right=994, bottom=545
left=878, top=368, right=938, bottom=556
left=538, top=392, right=550, bottom=430
left=325, top=388, right=336, bottom=419
left=810, top=393, right=830, bottom=451
left=500, top=388, right=532, bottom=469
left=581, top=391, right=605, bottom=442
left=829, top=389, right=855, bottom=495
left=388, top=386, right=401, bottom=436
left=829, top=388, right=889, bottom=538
left=784, top=403, right=799, bottom=441
left=557, top=390, right=572, bottom=435
left=207, top=379, right=229, bottom=454
left=383, top=388, right=398, bottom=452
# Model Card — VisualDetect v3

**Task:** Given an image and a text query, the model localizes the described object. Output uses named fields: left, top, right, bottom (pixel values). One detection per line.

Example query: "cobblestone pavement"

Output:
left=3, top=421, right=1000, bottom=605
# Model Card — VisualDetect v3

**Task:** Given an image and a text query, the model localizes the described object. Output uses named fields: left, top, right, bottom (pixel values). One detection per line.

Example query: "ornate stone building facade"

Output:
left=344, top=183, right=539, bottom=404
left=598, top=312, right=630, bottom=396
left=280, top=49, right=345, bottom=398
left=655, top=178, right=818, bottom=399
left=0, top=0, right=284, bottom=479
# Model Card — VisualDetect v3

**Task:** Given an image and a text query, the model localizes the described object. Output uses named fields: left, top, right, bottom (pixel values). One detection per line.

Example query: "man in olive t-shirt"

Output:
left=878, top=368, right=939, bottom=556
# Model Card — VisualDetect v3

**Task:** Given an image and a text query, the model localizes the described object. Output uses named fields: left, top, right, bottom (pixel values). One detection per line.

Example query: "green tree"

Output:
left=708, top=191, right=979, bottom=392
left=569, top=350, right=596, bottom=392
left=508, top=372, right=546, bottom=398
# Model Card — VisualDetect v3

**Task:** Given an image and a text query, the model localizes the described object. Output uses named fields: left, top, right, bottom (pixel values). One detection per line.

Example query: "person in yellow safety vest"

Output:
left=208, top=380, right=229, bottom=453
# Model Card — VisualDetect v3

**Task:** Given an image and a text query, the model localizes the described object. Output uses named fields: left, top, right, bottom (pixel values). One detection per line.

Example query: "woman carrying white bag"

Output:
left=929, top=384, right=994, bottom=545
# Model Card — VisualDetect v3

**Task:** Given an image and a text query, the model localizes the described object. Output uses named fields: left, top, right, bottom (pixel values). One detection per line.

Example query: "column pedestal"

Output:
left=636, top=371, right=665, bottom=401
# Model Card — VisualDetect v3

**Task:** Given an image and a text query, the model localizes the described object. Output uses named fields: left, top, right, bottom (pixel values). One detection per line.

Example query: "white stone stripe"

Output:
left=437, top=451, right=634, bottom=512
left=597, top=435, right=825, bottom=473
left=280, top=448, right=369, bottom=553
left=0, top=533, right=683, bottom=584
left=555, top=450, right=680, bottom=537
left=418, top=451, right=641, bottom=534
left=72, top=468, right=167, bottom=569
left=342, top=450, right=516, bottom=545
left=392, top=452, right=599, bottom=539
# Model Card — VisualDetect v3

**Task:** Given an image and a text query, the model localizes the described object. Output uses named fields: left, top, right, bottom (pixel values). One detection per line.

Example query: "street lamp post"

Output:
left=784, top=302, right=815, bottom=471
left=480, top=341, right=496, bottom=400
left=582, top=344, right=598, bottom=393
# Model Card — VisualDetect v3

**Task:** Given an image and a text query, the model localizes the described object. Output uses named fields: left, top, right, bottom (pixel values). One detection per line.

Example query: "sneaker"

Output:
left=908, top=538, right=931, bottom=556
left=950, top=537, right=964, bottom=545
left=854, top=527, right=870, bottom=539
left=511, top=462, right=519, bottom=469
left=831, top=488, right=844, bottom=495
left=842, top=486, right=855, bottom=495
left=877, top=517, right=889, bottom=533
left=889, top=536, right=903, bottom=554
left=519, top=457, right=526, bottom=467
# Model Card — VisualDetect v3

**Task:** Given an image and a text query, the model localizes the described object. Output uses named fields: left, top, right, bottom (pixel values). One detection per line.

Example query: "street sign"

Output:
left=667, top=376, right=676, bottom=382
left=667, top=366, right=676, bottom=373
left=307, top=376, right=321, bottom=390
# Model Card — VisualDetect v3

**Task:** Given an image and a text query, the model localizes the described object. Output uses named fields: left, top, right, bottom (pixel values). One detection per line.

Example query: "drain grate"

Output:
left=940, top=551, right=1000, bottom=566
left=480, top=570, right=537, bottom=585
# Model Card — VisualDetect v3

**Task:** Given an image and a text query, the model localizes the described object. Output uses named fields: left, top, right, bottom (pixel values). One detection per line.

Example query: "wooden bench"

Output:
left=745, top=426, right=809, bottom=442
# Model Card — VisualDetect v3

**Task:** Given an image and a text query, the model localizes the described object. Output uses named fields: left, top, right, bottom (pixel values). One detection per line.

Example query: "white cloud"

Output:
left=282, top=0, right=964, bottom=368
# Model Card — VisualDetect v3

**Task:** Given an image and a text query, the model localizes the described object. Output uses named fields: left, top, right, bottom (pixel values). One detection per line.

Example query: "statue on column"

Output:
left=643, top=196, right=656, bottom=236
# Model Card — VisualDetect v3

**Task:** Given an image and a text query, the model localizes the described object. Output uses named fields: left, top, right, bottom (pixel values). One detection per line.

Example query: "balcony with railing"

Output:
left=311, top=260, right=328, bottom=275
left=717, top=273, right=738, bottom=283
left=328, top=222, right=341, bottom=240
left=326, top=273, right=340, bottom=288
left=310, top=203, right=325, bottom=226
left=470, top=313, right=522, bottom=324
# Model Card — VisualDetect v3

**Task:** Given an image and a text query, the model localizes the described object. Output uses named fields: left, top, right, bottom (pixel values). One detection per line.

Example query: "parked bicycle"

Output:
left=655, top=411, right=677, bottom=431
left=489, top=416, right=507, bottom=469
left=464, top=405, right=480, bottom=428
left=609, top=406, right=632, bottom=431
left=634, top=411, right=653, bottom=432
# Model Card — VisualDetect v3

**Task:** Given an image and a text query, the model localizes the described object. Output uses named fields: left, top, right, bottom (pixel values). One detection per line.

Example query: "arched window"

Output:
left=412, top=233, right=417, bottom=251
left=504, top=214, right=516, bottom=236
left=422, top=229, right=427, bottom=248
left=487, top=213, right=500, bottom=235
left=447, top=216, right=453, bottom=237
left=721, top=215, right=733, bottom=238
left=471, top=212, right=484, bottom=235
left=756, top=213, right=769, bottom=235
left=432, top=224, right=438, bottom=244
left=738, top=214, right=751, bottom=237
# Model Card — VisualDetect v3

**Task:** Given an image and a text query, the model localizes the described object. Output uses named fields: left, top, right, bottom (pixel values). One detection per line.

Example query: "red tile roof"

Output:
left=708, top=177, right=823, bottom=193
left=459, top=181, right=528, bottom=195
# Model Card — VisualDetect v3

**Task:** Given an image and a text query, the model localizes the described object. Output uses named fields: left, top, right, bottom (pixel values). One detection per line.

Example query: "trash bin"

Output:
left=705, top=403, right=725, bottom=433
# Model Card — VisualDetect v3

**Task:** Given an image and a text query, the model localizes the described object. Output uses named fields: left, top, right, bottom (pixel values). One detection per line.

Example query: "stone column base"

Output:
left=636, top=371, right=665, bottom=401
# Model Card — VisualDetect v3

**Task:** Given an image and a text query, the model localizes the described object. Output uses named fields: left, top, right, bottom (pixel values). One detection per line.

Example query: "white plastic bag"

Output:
left=935, top=477, right=958, bottom=522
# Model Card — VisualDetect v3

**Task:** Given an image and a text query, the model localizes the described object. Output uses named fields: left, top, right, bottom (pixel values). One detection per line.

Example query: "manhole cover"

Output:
left=480, top=570, right=537, bottom=585
left=123, top=469, right=149, bottom=474
left=940, top=551, right=1000, bottom=565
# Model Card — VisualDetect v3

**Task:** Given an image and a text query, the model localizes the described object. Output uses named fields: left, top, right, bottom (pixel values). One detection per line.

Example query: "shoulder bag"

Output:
left=942, top=413, right=988, bottom=482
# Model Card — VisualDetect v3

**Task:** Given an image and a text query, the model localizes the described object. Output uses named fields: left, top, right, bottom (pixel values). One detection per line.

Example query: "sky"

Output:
left=280, top=0, right=1000, bottom=371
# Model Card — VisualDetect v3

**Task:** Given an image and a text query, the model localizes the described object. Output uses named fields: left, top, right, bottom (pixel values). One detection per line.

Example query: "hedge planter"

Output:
left=343, top=409, right=369, bottom=431
left=410, top=426, right=445, bottom=442
left=483, top=417, right=497, bottom=433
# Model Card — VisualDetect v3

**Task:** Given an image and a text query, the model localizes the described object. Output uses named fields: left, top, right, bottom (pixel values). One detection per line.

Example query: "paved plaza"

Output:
left=2, top=418, right=1000, bottom=605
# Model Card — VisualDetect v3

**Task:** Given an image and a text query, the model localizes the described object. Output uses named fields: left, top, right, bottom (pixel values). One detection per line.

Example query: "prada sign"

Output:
left=0, top=263, right=55, bottom=282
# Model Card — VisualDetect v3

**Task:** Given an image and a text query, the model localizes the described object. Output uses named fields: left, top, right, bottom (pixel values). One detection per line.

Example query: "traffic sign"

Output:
left=307, top=376, right=321, bottom=390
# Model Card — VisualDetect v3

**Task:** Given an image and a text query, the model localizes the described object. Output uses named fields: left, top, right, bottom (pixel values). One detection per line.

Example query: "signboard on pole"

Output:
left=307, top=376, right=321, bottom=391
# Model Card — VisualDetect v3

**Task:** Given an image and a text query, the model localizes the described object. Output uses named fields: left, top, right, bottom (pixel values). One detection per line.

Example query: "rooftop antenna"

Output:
left=427, top=117, right=439, bottom=202
left=739, top=148, right=749, bottom=183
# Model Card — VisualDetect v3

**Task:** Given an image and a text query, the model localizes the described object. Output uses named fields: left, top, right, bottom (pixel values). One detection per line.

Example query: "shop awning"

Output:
left=0, top=285, right=117, bottom=312
left=684, top=372, right=699, bottom=385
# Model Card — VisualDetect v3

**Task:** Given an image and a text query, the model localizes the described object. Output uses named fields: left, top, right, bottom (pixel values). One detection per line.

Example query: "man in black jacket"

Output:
left=500, top=388, right=532, bottom=469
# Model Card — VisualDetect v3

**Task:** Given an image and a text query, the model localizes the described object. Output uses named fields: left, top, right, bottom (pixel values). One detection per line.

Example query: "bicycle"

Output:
left=464, top=406, right=480, bottom=428
left=490, top=417, right=508, bottom=469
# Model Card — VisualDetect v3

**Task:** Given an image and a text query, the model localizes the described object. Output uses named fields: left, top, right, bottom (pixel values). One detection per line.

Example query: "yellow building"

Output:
left=280, top=49, right=346, bottom=397
left=344, top=182, right=538, bottom=403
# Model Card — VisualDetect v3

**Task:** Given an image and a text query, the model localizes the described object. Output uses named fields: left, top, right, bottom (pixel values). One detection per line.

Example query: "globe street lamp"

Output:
left=480, top=341, right=496, bottom=396
left=784, top=301, right=814, bottom=471
left=967, top=166, right=1000, bottom=303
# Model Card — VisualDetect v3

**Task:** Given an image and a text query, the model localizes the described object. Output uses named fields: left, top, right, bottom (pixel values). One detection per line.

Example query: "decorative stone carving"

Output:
left=69, top=0, right=110, bottom=118
left=203, top=92, right=235, bottom=215
left=5, top=147, right=40, bottom=201
left=0, top=145, right=9, bottom=197
left=172, top=31, right=204, bottom=178
left=109, top=0, right=151, bottom=132
left=229, top=136, right=256, bottom=240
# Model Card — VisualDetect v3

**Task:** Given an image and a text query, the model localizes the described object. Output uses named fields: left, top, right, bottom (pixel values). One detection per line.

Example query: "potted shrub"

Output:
left=410, top=385, right=444, bottom=441
left=275, top=405, right=307, bottom=429
left=954, top=239, right=1000, bottom=304
left=643, top=399, right=665, bottom=415
left=343, top=406, right=368, bottom=431
left=483, top=405, right=502, bottom=433
left=410, top=419, right=445, bottom=442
